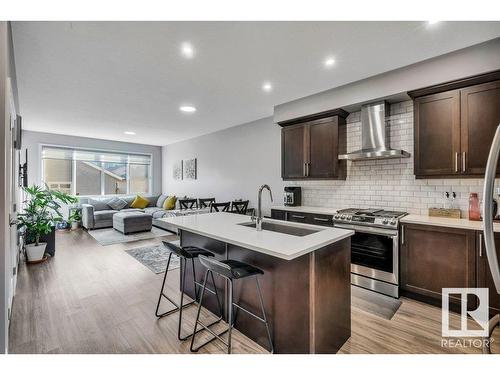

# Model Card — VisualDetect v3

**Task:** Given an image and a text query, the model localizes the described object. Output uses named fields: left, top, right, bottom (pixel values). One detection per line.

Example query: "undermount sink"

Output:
left=238, top=221, right=321, bottom=237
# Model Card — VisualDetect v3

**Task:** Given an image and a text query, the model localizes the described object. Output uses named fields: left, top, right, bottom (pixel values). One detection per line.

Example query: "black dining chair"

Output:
left=210, top=202, right=230, bottom=212
left=198, top=198, right=215, bottom=208
left=231, top=200, right=249, bottom=215
left=179, top=198, right=198, bottom=210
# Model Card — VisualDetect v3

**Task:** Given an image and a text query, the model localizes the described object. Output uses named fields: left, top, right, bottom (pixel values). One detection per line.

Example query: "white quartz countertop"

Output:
left=271, top=205, right=339, bottom=216
left=401, top=214, right=500, bottom=233
left=159, top=212, right=353, bottom=260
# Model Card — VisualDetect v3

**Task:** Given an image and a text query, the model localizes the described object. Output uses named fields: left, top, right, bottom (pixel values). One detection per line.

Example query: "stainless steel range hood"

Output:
left=338, top=101, right=410, bottom=161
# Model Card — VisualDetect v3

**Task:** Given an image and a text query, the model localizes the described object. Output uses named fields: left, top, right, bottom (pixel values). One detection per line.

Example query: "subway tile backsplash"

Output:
left=288, top=100, right=496, bottom=216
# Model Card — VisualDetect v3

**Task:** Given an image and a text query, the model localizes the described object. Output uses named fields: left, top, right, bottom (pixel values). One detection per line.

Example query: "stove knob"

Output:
left=390, top=218, right=397, bottom=225
left=340, top=214, right=346, bottom=220
left=334, top=214, right=339, bottom=219
left=346, top=215, right=352, bottom=221
left=382, top=218, right=389, bottom=224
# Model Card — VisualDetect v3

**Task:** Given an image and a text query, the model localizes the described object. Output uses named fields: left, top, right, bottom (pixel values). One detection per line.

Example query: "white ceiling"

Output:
left=12, top=21, right=500, bottom=146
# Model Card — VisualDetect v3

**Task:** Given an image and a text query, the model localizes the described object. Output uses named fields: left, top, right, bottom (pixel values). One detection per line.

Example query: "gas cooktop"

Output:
left=333, top=208, right=407, bottom=228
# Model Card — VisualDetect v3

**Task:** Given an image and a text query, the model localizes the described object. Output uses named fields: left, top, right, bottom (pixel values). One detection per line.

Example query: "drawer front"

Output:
left=285, top=211, right=333, bottom=227
left=286, top=211, right=311, bottom=224
left=308, top=213, right=334, bottom=227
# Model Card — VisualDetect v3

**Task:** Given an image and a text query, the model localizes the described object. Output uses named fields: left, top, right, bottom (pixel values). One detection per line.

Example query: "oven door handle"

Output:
left=334, top=223, right=397, bottom=237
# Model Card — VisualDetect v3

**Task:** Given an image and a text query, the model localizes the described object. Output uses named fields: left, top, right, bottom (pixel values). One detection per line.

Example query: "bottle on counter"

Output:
left=469, top=193, right=481, bottom=221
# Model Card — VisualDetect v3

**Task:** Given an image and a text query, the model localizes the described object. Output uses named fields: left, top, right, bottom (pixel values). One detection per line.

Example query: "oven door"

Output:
left=334, top=223, right=399, bottom=285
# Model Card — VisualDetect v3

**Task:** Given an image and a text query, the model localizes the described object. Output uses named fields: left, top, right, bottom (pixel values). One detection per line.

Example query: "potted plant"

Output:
left=17, top=185, right=77, bottom=262
left=68, top=209, right=82, bottom=230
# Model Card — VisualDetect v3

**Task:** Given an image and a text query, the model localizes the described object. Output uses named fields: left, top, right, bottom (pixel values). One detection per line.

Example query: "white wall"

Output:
left=163, top=117, right=284, bottom=215
left=22, top=130, right=163, bottom=194
left=0, top=20, right=9, bottom=356
left=1, top=21, right=19, bottom=355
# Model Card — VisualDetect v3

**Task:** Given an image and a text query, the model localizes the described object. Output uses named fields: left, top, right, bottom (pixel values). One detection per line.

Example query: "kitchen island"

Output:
left=158, top=212, right=354, bottom=354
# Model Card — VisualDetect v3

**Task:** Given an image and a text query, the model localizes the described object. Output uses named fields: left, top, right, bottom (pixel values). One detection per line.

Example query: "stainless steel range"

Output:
left=332, top=208, right=408, bottom=298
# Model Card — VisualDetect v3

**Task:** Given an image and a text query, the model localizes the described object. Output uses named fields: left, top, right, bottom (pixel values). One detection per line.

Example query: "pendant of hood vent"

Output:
left=338, top=101, right=410, bottom=161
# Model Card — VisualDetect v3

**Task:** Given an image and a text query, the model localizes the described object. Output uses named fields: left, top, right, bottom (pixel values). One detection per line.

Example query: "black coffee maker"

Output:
left=283, top=186, right=301, bottom=206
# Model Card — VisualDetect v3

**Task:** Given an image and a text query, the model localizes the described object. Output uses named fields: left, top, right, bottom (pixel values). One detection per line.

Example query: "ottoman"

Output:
left=113, top=212, right=152, bottom=234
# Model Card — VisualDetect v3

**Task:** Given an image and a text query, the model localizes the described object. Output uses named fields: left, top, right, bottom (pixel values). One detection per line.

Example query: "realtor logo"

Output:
left=442, top=288, right=489, bottom=337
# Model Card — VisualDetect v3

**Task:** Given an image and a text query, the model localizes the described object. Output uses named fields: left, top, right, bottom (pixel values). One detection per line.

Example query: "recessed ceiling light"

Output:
left=427, top=20, right=440, bottom=25
left=181, top=42, right=195, bottom=58
left=324, top=57, right=336, bottom=68
left=124, top=131, right=136, bottom=135
left=262, top=82, right=273, bottom=92
left=179, top=105, right=197, bottom=113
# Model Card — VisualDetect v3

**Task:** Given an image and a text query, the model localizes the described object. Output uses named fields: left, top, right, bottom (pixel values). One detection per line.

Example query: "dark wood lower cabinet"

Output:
left=270, top=209, right=286, bottom=221
left=271, top=209, right=333, bottom=227
left=477, top=232, right=500, bottom=317
left=400, top=224, right=477, bottom=311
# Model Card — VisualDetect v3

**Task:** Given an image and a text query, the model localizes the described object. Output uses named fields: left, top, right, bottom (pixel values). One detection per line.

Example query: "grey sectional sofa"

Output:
left=80, top=194, right=177, bottom=232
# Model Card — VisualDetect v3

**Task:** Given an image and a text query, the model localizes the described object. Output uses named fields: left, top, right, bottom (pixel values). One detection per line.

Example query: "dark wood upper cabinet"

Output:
left=477, top=232, right=500, bottom=317
left=414, top=90, right=461, bottom=177
left=282, top=125, right=307, bottom=179
left=279, top=110, right=347, bottom=180
left=400, top=224, right=477, bottom=310
left=411, top=72, right=500, bottom=178
left=460, top=80, right=500, bottom=175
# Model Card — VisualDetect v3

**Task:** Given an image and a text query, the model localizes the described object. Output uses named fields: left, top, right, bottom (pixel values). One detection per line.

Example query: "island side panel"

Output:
left=180, top=230, right=228, bottom=318
left=311, top=237, right=351, bottom=354
left=227, top=245, right=311, bottom=354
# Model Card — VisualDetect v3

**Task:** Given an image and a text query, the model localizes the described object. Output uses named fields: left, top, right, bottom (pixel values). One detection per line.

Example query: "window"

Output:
left=41, top=146, right=152, bottom=196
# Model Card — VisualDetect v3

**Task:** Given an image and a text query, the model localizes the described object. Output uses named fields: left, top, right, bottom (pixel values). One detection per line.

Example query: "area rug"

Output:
left=88, top=226, right=174, bottom=246
left=351, top=285, right=402, bottom=320
left=125, top=241, right=181, bottom=273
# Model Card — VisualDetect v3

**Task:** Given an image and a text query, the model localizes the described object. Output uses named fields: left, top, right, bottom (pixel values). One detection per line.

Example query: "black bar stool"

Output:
left=190, top=255, right=273, bottom=354
left=155, top=241, right=224, bottom=341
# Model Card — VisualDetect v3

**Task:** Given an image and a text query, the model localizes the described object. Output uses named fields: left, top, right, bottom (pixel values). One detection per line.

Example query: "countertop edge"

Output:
left=172, top=222, right=353, bottom=260
left=400, top=214, right=500, bottom=233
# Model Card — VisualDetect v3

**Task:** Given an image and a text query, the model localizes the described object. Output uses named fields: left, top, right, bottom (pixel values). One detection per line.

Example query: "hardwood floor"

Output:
left=9, top=229, right=266, bottom=354
left=8, top=229, right=500, bottom=354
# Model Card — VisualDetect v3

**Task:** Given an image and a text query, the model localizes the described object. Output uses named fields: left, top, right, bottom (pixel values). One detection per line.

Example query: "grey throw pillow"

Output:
left=156, top=194, right=169, bottom=208
left=107, top=197, right=128, bottom=211
left=89, top=198, right=111, bottom=211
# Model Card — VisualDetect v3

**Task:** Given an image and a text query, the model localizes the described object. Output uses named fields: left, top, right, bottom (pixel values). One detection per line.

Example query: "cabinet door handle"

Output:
left=313, top=217, right=330, bottom=222
left=292, top=215, right=305, bottom=219
left=303, top=162, right=306, bottom=177
left=401, top=225, right=405, bottom=245
left=479, top=233, right=483, bottom=257
left=455, top=152, right=459, bottom=173
left=462, top=151, right=466, bottom=173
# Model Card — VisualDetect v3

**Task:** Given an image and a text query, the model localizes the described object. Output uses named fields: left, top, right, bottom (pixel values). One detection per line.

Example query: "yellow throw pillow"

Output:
left=163, top=196, right=177, bottom=210
left=130, top=195, right=150, bottom=209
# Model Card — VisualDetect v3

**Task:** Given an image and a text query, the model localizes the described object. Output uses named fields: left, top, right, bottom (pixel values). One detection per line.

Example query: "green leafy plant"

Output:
left=17, top=185, right=78, bottom=245
left=68, top=209, right=82, bottom=224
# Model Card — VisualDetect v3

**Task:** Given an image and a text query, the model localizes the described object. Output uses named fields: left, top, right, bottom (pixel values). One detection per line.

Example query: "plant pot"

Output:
left=39, top=226, right=56, bottom=257
left=71, top=222, right=79, bottom=230
left=26, top=242, right=47, bottom=262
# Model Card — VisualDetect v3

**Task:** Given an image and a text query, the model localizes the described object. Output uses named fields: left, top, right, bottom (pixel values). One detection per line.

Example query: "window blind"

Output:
left=41, top=146, right=151, bottom=165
